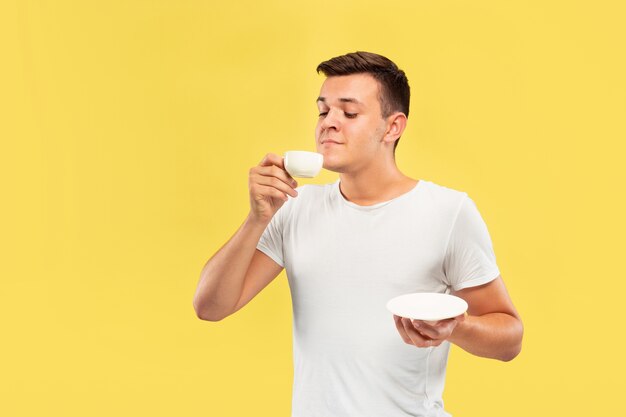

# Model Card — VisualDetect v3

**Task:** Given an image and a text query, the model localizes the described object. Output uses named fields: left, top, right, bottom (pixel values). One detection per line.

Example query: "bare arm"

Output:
left=447, top=276, right=523, bottom=361
left=394, top=276, right=523, bottom=362
left=193, top=215, right=277, bottom=321
left=193, top=153, right=297, bottom=321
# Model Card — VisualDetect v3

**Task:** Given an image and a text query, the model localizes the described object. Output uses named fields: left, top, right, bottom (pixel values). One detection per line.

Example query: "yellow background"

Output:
left=1, top=1, right=624, bottom=415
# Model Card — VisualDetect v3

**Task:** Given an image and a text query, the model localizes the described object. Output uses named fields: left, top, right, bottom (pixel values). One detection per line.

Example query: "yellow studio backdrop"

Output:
left=1, top=0, right=624, bottom=416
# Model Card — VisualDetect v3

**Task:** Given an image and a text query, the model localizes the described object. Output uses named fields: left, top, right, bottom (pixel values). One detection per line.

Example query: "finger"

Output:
left=255, top=165, right=298, bottom=188
left=412, top=319, right=456, bottom=340
left=430, top=339, right=445, bottom=347
left=253, top=173, right=299, bottom=198
left=259, top=153, right=286, bottom=170
left=393, top=315, right=412, bottom=345
left=401, top=318, right=432, bottom=348
left=250, top=184, right=290, bottom=202
left=409, top=319, right=440, bottom=340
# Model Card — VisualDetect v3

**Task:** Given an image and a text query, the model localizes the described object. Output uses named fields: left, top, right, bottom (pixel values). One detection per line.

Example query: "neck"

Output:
left=337, top=156, right=416, bottom=205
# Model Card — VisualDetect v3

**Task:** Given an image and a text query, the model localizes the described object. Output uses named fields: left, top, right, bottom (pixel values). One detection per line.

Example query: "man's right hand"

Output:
left=248, top=153, right=298, bottom=224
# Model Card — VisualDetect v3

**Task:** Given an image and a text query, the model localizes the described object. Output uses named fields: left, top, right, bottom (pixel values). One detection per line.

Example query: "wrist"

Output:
left=447, top=315, right=471, bottom=346
left=245, top=212, right=271, bottom=231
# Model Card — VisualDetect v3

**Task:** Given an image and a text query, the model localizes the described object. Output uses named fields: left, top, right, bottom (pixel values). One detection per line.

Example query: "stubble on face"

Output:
left=315, top=74, right=387, bottom=173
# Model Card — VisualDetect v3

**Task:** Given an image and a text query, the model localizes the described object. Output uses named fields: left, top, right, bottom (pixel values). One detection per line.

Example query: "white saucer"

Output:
left=386, top=293, right=468, bottom=322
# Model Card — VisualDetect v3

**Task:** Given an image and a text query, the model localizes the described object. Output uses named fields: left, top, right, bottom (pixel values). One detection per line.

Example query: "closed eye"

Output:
left=318, top=112, right=358, bottom=119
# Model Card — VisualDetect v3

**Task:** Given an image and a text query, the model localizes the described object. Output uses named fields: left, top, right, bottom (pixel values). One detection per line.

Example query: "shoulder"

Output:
left=418, top=179, right=468, bottom=210
left=419, top=181, right=493, bottom=232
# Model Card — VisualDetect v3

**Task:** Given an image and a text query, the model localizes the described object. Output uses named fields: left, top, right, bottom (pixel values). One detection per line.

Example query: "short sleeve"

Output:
left=256, top=200, right=291, bottom=268
left=443, top=195, right=501, bottom=291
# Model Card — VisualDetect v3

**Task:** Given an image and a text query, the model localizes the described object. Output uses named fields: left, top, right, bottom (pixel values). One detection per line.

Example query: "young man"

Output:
left=194, top=51, right=523, bottom=417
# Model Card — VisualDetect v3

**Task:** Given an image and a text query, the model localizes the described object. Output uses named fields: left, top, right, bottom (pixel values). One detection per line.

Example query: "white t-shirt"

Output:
left=256, top=179, right=501, bottom=417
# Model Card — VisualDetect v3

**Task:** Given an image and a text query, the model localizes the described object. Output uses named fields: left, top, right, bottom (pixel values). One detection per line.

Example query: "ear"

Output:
left=382, top=112, right=407, bottom=145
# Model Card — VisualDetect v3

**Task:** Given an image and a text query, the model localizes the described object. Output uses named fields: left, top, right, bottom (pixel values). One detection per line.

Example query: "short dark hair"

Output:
left=316, top=51, right=410, bottom=152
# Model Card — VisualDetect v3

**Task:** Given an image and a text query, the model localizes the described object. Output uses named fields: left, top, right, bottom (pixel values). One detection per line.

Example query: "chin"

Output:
left=323, top=163, right=346, bottom=174
left=322, top=155, right=343, bottom=172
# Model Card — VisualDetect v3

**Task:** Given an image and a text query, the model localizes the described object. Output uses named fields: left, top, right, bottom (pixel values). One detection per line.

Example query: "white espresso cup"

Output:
left=284, top=151, right=323, bottom=178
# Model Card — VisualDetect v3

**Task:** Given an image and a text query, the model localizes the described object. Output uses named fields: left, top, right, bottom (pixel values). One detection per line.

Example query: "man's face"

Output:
left=315, top=73, right=389, bottom=173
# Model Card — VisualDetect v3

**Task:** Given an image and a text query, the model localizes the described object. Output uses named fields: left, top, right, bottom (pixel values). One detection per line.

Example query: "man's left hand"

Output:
left=393, top=314, right=466, bottom=348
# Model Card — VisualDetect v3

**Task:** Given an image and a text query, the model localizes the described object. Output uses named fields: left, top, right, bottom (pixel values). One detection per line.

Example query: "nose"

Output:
left=319, top=108, right=341, bottom=132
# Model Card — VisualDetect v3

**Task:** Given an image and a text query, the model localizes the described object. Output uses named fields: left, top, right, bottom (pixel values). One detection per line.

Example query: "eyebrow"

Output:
left=316, top=96, right=364, bottom=106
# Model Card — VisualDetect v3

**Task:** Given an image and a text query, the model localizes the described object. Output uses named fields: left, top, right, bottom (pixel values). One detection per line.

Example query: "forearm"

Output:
left=193, top=213, right=269, bottom=320
left=448, top=312, right=523, bottom=362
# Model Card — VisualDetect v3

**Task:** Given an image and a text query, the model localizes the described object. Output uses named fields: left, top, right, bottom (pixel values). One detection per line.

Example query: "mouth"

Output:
left=321, top=139, right=343, bottom=145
